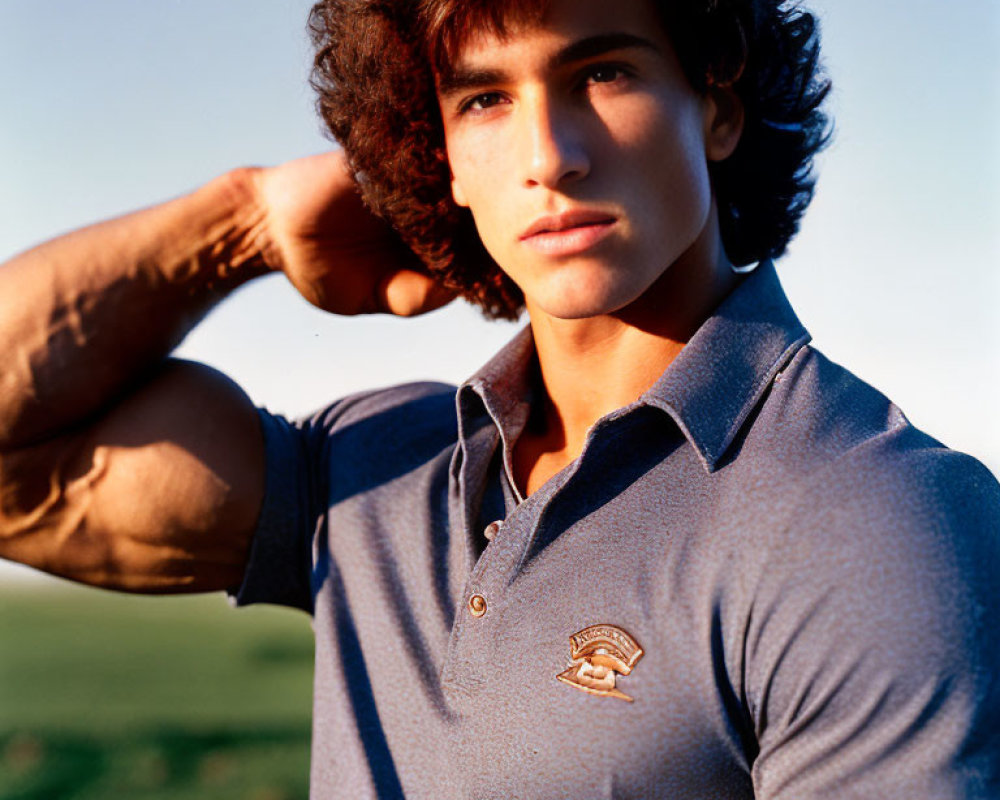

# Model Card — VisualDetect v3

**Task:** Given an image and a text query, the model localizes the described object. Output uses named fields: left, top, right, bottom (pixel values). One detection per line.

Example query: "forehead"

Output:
left=427, top=0, right=666, bottom=73
left=424, top=0, right=545, bottom=73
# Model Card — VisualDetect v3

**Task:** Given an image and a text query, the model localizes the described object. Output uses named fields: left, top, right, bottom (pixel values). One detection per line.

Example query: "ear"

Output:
left=702, top=84, right=744, bottom=163
left=451, top=174, right=470, bottom=208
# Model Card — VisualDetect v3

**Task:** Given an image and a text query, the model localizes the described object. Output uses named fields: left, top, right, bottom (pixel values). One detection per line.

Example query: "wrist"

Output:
left=192, top=167, right=274, bottom=288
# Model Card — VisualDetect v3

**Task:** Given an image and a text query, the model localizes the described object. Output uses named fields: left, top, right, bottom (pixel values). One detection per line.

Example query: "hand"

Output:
left=250, top=151, right=456, bottom=316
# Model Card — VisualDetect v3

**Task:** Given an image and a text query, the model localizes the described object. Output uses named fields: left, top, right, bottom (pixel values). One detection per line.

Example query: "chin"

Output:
left=528, top=282, right=650, bottom=321
left=525, top=263, right=662, bottom=321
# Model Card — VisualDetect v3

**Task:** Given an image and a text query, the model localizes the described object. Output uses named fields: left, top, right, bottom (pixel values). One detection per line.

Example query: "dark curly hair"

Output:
left=309, top=0, right=831, bottom=319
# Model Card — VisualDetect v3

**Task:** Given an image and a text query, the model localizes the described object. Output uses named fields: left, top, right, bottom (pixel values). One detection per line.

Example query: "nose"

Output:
left=520, top=92, right=590, bottom=189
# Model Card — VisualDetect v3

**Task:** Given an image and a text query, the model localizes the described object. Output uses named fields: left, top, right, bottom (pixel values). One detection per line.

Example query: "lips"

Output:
left=519, top=209, right=618, bottom=256
left=520, top=209, right=617, bottom=239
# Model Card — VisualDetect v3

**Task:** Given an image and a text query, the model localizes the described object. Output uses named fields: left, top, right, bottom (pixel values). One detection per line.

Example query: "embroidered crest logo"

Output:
left=556, top=624, right=644, bottom=702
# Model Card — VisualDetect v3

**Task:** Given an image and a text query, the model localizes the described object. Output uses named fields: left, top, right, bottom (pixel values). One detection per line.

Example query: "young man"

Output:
left=1, top=0, right=997, bottom=798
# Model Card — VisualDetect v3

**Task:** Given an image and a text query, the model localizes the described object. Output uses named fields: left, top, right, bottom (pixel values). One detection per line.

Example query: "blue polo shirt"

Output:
left=235, top=261, right=1000, bottom=799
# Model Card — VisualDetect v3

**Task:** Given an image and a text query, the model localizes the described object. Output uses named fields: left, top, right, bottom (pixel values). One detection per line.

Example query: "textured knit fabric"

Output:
left=234, top=261, right=1000, bottom=799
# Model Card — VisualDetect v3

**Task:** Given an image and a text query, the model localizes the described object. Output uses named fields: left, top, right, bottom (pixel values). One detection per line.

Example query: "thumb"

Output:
left=377, top=270, right=458, bottom=317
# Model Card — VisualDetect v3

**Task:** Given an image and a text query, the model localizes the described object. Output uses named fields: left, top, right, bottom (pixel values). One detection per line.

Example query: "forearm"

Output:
left=0, top=168, right=268, bottom=450
left=0, top=150, right=449, bottom=591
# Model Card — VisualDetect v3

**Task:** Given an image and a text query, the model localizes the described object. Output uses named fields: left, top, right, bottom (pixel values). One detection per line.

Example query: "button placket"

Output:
left=443, top=465, right=571, bottom=697
left=444, top=509, right=526, bottom=683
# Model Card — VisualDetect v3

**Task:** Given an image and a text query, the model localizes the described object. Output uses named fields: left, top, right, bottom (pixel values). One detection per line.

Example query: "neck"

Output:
left=514, top=217, right=741, bottom=496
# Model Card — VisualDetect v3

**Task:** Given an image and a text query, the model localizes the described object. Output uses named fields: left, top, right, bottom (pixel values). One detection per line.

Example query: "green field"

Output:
left=0, top=580, right=314, bottom=800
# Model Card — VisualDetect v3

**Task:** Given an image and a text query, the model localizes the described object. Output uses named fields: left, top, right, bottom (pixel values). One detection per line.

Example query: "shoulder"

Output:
left=736, top=348, right=1000, bottom=798
left=744, top=344, right=999, bottom=512
left=256, top=380, right=459, bottom=483
left=742, top=343, right=1000, bottom=618
left=300, top=380, right=457, bottom=432
left=261, top=380, right=457, bottom=445
left=735, top=347, right=1000, bottom=794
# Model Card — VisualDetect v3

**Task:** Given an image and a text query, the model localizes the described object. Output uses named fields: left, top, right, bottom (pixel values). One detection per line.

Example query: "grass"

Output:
left=0, top=580, right=314, bottom=799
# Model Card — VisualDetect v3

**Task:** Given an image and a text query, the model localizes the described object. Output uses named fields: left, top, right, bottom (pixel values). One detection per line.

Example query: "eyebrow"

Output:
left=437, top=32, right=661, bottom=97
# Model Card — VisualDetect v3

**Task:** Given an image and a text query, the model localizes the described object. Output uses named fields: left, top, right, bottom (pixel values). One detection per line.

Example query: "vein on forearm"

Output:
left=0, top=171, right=269, bottom=451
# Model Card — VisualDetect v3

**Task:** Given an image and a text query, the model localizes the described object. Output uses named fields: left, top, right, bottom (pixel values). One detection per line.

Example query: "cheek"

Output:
left=448, top=145, right=516, bottom=256
left=447, top=125, right=506, bottom=207
left=613, top=98, right=712, bottom=240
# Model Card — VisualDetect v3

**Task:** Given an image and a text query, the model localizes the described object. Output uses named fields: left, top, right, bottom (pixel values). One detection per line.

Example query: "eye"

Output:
left=588, top=65, right=623, bottom=83
left=581, top=63, right=633, bottom=89
left=458, top=91, right=507, bottom=115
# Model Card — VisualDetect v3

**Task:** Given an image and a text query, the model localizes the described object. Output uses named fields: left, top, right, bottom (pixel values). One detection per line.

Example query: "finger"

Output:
left=377, top=270, right=458, bottom=317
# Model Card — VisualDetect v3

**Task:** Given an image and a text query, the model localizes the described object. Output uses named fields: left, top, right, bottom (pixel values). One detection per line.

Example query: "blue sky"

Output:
left=1, top=0, right=997, bottom=516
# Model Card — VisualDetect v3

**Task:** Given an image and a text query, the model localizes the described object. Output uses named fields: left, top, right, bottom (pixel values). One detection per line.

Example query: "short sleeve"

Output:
left=226, top=382, right=458, bottom=614
left=748, top=444, right=1000, bottom=799
left=228, top=408, right=317, bottom=613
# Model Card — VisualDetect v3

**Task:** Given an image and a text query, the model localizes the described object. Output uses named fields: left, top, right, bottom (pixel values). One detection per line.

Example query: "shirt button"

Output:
left=484, top=520, right=502, bottom=541
left=468, top=594, right=487, bottom=618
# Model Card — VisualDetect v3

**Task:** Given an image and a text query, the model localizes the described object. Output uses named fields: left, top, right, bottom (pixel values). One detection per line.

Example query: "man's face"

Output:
left=437, top=0, right=734, bottom=321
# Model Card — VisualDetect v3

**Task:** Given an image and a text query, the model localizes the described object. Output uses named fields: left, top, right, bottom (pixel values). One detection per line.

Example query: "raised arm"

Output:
left=0, top=151, right=451, bottom=592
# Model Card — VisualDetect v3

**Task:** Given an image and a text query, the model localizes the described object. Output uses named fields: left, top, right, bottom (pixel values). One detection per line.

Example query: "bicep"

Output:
left=0, top=359, right=264, bottom=592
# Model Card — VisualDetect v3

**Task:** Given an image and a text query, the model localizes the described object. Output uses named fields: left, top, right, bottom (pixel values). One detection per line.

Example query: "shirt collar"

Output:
left=456, top=325, right=535, bottom=456
left=457, top=260, right=810, bottom=473
left=640, top=260, right=810, bottom=471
